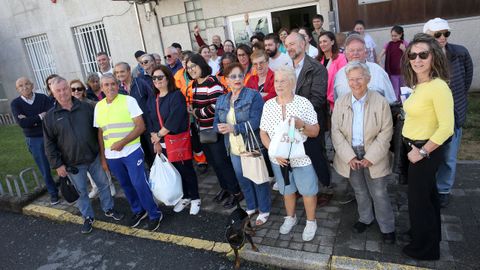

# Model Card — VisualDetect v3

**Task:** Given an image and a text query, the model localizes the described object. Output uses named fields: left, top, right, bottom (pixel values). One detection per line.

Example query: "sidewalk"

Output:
left=25, top=162, right=480, bottom=270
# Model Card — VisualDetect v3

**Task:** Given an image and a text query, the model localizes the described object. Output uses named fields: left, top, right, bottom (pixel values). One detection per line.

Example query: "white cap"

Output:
left=423, top=18, right=450, bottom=33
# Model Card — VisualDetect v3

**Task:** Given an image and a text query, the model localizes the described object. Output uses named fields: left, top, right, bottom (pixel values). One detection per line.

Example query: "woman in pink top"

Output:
left=316, top=31, right=347, bottom=112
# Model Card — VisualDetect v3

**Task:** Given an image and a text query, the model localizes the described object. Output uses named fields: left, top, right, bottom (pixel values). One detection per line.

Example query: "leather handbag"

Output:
left=198, top=128, right=218, bottom=144
left=59, top=175, right=79, bottom=203
left=156, top=95, right=193, bottom=162
left=240, top=122, right=270, bottom=185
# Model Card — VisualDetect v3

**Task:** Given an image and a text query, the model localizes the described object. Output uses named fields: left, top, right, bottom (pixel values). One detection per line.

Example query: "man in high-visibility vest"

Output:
left=94, top=74, right=161, bottom=231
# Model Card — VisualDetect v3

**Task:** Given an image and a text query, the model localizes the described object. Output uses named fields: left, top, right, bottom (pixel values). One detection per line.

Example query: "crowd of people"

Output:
left=10, top=14, right=473, bottom=260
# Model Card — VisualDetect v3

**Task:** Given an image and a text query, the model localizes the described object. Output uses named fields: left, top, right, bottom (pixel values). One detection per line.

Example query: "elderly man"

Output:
left=423, top=18, right=474, bottom=208
left=96, top=52, right=113, bottom=77
left=194, top=25, right=224, bottom=56
left=152, top=53, right=162, bottom=66
left=285, top=32, right=332, bottom=206
left=164, top=46, right=182, bottom=75
left=10, top=77, right=58, bottom=204
left=334, top=34, right=397, bottom=104
left=138, top=53, right=155, bottom=89
left=114, top=62, right=155, bottom=167
left=264, top=33, right=293, bottom=71
left=43, top=77, right=123, bottom=234
left=95, top=74, right=161, bottom=231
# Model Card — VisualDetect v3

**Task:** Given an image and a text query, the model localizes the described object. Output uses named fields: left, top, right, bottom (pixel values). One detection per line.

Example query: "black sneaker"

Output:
left=382, top=232, right=396, bottom=244
left=50, top=195, right=60, bottom=205
left=147, top=212, right=163, bottom=231
left=129, top=211, right=148, bottom=228
left=223, top=193, right=244, bottom=209
left=352, top=221, right=372, bottom=233
left=104, top=209, right=125, bottom=221
left=439, top=193, right=450, bottom=208
left=213, top=189, right=229, bottom=203
left=81, top=217, right=94, bottom=234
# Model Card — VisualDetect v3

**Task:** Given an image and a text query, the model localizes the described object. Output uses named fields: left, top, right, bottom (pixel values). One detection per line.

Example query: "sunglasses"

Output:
left=164, top=55, right=172, bottom=59
left=71, top=87, right=85, bottom=92
left=407, top=51, right=430, bottom=60
left=434, top=31, right=451, bottom=39
left=228, top=74, right=244, bottom=80
left=141, top=60, right=150, bottom=65
left=152, top=75, right=166, bottom=81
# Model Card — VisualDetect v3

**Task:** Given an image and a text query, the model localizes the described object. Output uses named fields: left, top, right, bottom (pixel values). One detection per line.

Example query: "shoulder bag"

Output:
left=240, top=121, right=270, bottom=184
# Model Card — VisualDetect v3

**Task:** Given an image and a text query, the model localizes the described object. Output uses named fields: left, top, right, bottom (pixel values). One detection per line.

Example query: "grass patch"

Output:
left=0, top=125, right=41, bottom=193
left=459, top=92, right=480, bottom=160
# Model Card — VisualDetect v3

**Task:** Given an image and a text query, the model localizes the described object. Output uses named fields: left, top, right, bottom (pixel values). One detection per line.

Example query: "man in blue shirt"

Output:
left=10, top=77, right=59, bottom=204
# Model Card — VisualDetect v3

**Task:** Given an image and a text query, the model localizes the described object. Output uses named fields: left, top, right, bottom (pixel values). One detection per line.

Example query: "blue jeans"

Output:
left=107, top=147, right=160, bottom=220
left=25, top=137, right=58, bottom=197
left=436, top=127, right=462, bottom=194
left=230, top=154, right=271, bottom=213
left=67, top=155, right=114, bottom=219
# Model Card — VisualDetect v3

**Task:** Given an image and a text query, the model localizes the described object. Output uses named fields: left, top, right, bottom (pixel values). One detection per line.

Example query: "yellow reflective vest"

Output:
left=95, top=94, right=140, bottom=149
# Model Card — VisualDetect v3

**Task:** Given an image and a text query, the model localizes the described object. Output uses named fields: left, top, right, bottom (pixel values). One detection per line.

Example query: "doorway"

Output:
left=271, top=5, right=318, bottom=33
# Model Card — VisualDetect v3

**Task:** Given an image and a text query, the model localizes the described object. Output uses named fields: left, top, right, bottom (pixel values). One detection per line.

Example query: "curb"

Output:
left=0, top=187, right=46, bottom=213
left=22, top=203, right=431, bottom=270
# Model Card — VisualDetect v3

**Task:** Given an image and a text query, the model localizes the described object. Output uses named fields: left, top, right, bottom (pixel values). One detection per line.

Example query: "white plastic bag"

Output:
left=268, top=117, right=307, bottom=159
left=148, top=154, right=183, bottom=206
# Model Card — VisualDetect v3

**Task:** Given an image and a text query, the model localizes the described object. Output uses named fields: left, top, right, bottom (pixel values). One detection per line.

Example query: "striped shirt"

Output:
left=192, top=76, right=226, bottom=130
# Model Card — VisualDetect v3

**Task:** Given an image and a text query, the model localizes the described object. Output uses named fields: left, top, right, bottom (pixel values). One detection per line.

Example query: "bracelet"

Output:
left=419, top=147, right=430, bottom=158
left=157, top=131, right=163, bottom=139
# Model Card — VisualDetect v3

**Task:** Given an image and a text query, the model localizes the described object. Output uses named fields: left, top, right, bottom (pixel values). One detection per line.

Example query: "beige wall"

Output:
left=368, top=16, right=480, bottom=90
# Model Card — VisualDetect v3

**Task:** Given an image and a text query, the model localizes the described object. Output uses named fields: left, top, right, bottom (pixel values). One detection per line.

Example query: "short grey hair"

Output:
left=141, top=53, right=155, bottom=62
left=86, top=73, right=100, bottom=82
left=345, top=61, right=371, bottom=79
left=345, top=33, right=366, bottom=48
left=50, top=76, right=68, bottom=87
left=100, top=73, right=117, bottom=84
left=114, top=62, right=131, bottom=71
left=275, top=66, right=297, bottom=92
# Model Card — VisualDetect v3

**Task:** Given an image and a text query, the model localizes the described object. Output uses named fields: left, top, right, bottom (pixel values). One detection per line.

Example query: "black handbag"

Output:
left=59, top=175, right=79, bottom=203
left=198, top=128, right=218, bottom=144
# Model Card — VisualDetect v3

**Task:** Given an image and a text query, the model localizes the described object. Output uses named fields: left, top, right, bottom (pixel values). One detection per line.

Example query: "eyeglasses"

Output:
left=152, top=75, right=166, bottom=81
left=164, top=55, right=172, bottom=59
left=407, top=51, right=430, bottom=60
left=71, top=87, right=85, bottom=92
left=186, top=64, right=197, bottom=71
left=228, top=74, right=244, bottom=80
left=141, top=60, right=150, bottom=65
left=434, top=31, right=451, bottom=39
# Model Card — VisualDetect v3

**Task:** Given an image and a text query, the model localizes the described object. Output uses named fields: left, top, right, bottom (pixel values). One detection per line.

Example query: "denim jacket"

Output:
left=213, top=87, right=264, bottom=153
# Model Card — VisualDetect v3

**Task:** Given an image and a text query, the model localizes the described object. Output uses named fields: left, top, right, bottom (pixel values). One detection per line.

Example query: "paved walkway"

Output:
left=30, top=162, right=480, bottom=269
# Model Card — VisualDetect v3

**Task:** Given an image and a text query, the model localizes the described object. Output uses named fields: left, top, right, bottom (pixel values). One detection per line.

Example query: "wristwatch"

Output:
left=157, top=131, right=163, bottom=139
left=419, top=147, right=430, bottom=158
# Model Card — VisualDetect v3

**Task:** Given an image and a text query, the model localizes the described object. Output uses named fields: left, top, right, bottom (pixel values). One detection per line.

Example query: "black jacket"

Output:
left=295, top=54, right=329, bottom=130
left=43, top=98, right=100, bottom=169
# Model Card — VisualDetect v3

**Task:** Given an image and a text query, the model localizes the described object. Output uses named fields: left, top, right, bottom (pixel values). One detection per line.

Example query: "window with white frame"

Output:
left=72, top=22, right=111, bottom=76
left=23, top=34, right=57, bottom=95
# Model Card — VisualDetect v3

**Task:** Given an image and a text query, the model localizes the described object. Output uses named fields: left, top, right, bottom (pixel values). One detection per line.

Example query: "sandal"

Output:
left=255, top=212, right=270, bottom=226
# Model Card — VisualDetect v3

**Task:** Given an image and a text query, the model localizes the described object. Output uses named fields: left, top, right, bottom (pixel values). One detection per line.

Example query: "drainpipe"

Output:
left=151, top=3, right=166, bottom=56
left=134, top=2, right=147, bottom=51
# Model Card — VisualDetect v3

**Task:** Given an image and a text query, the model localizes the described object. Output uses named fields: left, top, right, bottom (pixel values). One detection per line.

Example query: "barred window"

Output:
left=73, top=21, right=111, bottom=76
left=23, top=34, right=57, bottom=94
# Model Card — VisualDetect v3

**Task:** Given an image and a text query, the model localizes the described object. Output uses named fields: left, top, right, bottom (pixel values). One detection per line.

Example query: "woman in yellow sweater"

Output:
left=401, top=33, right=454, bottom=260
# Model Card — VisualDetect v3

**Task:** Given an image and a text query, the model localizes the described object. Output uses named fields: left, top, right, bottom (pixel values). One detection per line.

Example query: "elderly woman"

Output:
left=331, top=61, right=395, bottom=243
left=260, top=67, right=320, bottom=241
left=214, top=62, right=271, bottom=226
left=187, top=54, right=242, bottom=209
left=85, top=73, right=103, bottom=101
left=401, top=33, right=454, bottom=260
left=245, top=50, right=276, bottom=101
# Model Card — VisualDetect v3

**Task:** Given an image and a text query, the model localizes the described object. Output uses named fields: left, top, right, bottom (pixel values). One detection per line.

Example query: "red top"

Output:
left=245, top=68, right=276, bottom=102
left=195, top=34, right=224, bottom=56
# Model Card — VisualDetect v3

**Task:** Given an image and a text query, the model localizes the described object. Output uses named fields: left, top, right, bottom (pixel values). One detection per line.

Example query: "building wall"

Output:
left=368, top=16, right=480, bottom=90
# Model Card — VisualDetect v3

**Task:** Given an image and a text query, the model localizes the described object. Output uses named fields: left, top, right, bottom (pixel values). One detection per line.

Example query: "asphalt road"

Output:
left=0, top=211, right=270, bottom=270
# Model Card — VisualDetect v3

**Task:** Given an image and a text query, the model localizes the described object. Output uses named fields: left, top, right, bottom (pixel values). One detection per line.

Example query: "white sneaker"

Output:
left=272, top=182, right=279, bottom=191
left=302, top=220, right=317, bottom=241
left=88, top=187, right=99, bottom=199
left=173, top=199, right=191, bottom=213
left=279, top=215, right=297, bottom=234
left=189, top=199, right=201, bottom=215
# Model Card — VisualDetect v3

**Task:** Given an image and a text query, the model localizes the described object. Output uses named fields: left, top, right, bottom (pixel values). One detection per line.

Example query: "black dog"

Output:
left=225, top=205, right=259, bottom=269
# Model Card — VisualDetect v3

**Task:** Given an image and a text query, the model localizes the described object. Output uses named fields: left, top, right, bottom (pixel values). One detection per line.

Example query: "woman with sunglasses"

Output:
left=423, top=18, right=473, bottom=209
left=214, top=62, right=271, bottom=226
left=401, top=33, right=454, bottom=260
left=186, top=54, right=243, bottom=209
left=148, top=65, right=201, bottom=215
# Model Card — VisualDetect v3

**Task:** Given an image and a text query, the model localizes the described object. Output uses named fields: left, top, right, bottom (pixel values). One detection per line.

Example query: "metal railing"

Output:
left=0, top=113, right=15, bottom=126
left=23, top=34, right=57, bottom=95
left=72, top=21, right=111, bottom=77
left=0, top=168, right=43, bottom=197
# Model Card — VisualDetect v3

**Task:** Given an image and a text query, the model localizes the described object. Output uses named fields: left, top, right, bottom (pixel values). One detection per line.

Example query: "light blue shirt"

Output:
left=351, top=93, right=367, bottom=147
left=294, top=55, right=305, bottom=79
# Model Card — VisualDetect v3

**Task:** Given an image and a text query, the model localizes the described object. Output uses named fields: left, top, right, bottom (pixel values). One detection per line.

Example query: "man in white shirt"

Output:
left=96, top=52, right=113, bottom=78
left=334, top=34, right=396, bottom=104
left=264, top=33, right=293, bottom=71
